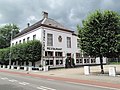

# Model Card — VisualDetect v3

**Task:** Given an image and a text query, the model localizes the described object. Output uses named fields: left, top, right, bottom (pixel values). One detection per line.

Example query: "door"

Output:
left=65, top=53, right=72, bottom=68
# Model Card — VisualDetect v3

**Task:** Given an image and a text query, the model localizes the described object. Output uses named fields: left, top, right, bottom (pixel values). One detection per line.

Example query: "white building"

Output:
left=11, top=12, right=106, bottom=68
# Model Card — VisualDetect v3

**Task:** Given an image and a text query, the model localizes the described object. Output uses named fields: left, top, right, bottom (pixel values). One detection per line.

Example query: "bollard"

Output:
left=3, top=65, right=5, bottom=69
left=7, top=65, right=10, bottom=69
left=11, top=65, right=14, bottom=69
left=43, top=66, right=48, bottom=72
left=84, top=66, right=90, bottom=75
left=24, top=66, right=27, bottom=71
left=109, top=66, right=116, bottom=76
left=28, top=67, right=32, bottom=71
left=17, top=66, right=20, bottom=70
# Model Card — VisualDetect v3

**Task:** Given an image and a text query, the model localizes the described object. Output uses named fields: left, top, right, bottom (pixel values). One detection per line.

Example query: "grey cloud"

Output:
left=0, top=0, right=120, bottom=30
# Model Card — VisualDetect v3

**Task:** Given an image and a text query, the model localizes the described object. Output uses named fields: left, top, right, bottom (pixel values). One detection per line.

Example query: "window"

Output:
left=16, top=41, right=18, bottom=45
left=27, top=37, right=30, bottom=42
left=33, top=35, right=36, bottom=40
left=91, top=59, right=96, bottom=63
left=77, top=39, right=80, bottom=48
left=76, top=59, right=79, bottom=63
left=76, top=53, right=82, bottom=58
left=47, top=33, right=53, bottom=46
left=56, top=60, right=59, bottom=65
left=45, top=60, right=53, bottom=65
left=12, top=43, right=14, bottom=46
left=76, top=59, right=82, bottom=63
left=87, top=59, right=89, bottom=63
left=67, top=37, right=71, bottom=48
left=46, top=60, right=49, bottom=65
left=60, top=60, right=63, bottom=64
left=80, top=59, right=82, bottom=63
left=19, top=40, right=21, bottom=44
left=45, top=51, right=53, bottom=57
left=55, top=52, right=62, bottom=57
left=50, top=60, right=53, bottom=65
left=84, top=59, right=87, bottom=63
left=23, top=39, right=25, bottom=43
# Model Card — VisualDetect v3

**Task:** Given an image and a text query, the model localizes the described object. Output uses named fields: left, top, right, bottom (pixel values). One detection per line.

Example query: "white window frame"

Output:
left=67, top=37, right=71, bottom=48
left=47, top=33, right=53, bottom=46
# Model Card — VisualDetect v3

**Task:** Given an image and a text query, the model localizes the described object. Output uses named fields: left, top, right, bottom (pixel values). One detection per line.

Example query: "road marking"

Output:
left=19, top=82, right=29, bottom=85
left=1, top=77, right=8, bottom=80
left=8, top=79, right=17, bottom=82
left=37, top=87, right=47, bottom=90
left=37, top=86, right=56, bottom=90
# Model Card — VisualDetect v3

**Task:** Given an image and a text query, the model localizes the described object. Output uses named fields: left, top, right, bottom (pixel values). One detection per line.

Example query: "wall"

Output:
left=11, top=27, right=42, bottom=45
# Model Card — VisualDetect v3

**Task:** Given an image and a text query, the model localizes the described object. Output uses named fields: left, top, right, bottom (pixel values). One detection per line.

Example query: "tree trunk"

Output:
left=100, top=55, right=104, bottom=74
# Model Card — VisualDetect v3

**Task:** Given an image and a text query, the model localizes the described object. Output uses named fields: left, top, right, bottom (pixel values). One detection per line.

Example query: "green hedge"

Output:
left=0, top=40, right=42, bottom=65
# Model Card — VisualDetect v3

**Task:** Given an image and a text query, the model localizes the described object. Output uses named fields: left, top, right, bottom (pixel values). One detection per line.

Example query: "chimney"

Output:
left=42, top=11, right=48, bottom=19
left=27, top=23, right=30, bottom=27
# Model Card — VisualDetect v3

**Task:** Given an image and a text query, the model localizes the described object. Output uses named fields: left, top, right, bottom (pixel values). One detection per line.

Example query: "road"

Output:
left=0, top=72, right=116, bottom=90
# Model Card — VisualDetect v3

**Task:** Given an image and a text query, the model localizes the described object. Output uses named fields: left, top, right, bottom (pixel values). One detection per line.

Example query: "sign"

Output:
left=47, top=47, right=62, bottom=50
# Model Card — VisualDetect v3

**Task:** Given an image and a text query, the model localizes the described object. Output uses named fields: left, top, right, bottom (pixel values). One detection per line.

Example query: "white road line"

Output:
left=1, top=77, right=8, bottom=80
left=8, top=79, right=17, bottom=82
left=19, top=82, right=29, bottom=85
left=37, top=87, right=47, bottom=90
left=40, top=86, right=56, bottom=90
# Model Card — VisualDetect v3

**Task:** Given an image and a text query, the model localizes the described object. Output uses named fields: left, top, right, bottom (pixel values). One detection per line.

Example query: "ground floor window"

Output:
left=84, top=59, right=87, bottom=63
left=91, top=58, right=96, bottom=63
left=56, top=59, right=63, bottom=65
left=46, top=60, right=53, bottom=65
left=76, top=59, right=82, bottom=63
left=55, top=52, right=62, bottom=57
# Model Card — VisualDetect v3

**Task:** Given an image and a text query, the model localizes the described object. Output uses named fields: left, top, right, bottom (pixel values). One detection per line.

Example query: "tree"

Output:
left=0, top=24, right=19, bottom=49
left=77, top=10, right=120, bottom=74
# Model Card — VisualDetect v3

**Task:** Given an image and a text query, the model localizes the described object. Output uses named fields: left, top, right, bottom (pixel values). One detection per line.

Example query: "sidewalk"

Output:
left=0, top=65, right=120, bottom=89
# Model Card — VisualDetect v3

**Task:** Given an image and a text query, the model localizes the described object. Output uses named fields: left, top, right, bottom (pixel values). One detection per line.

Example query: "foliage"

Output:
left=77, top=10, right=120, bottom=73
left=0, top=40, right=42, bottom=66
left=0, top=48, right=10, bottom=65
left=0, top=24, right=19, bottom=49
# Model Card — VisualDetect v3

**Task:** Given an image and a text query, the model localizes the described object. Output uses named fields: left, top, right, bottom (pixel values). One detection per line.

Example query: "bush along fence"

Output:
left=0, top=40, right=42, bottom=67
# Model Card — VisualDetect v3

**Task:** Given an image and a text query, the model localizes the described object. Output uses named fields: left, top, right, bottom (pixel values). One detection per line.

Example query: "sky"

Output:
left=0, top=0, right=120, bottom=31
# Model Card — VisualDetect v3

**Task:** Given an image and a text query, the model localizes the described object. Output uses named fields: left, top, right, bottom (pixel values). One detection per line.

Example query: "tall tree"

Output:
left=77, top=10, right=120, bottom=74
left=0, top=24, right=19, bottom=49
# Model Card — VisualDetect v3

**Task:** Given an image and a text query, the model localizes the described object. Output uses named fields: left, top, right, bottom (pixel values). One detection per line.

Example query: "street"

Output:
left=0, top=72, right=115, bottom=90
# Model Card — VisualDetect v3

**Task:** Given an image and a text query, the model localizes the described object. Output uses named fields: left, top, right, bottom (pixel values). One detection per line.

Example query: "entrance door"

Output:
left=65, top=53, right=72, bottom=68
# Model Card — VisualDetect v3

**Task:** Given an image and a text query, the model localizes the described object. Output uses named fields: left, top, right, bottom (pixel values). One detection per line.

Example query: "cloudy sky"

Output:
left=0, top=0, right=120, bottom=31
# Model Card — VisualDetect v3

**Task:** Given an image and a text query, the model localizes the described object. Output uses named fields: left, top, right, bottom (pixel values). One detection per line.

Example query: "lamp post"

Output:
left=8, top=30, right=13, bottom=69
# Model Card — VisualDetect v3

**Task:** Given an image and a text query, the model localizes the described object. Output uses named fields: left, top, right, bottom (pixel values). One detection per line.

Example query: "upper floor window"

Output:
left=16, top=41, right=18, bottom=45
left=27, top=37, right=30, bottom=42
left=67, top=37, right=71, bottom=48
left=47, top=33, right=53, bottom=46
left=77, top=39, right=80, bottom=48
left=19, top=40, right=21, bottom=44
left=23, top=39, right=25, bottom=43
left=12, top=43, right=14, bottom=46
left=33, top=35, right=36, bottom=40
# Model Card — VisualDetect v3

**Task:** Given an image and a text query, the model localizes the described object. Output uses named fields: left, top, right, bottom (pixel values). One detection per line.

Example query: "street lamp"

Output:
left=8, top=30, right=13, bottom=69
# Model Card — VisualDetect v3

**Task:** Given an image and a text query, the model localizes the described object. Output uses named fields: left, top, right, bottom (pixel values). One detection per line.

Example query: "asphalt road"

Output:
left=0, top=72, right=115, bottom=90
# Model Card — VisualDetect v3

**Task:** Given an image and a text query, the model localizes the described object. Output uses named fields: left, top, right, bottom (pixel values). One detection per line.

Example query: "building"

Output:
left=11, top=12, right=106, bottom=68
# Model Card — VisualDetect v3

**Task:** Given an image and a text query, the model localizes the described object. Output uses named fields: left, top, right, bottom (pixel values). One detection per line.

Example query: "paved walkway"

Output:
left=0, top=65, right=120, bottom=89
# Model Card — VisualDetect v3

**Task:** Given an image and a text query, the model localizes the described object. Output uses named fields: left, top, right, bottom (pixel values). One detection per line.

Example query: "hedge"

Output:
left=0, top=40, right=42, bottom=66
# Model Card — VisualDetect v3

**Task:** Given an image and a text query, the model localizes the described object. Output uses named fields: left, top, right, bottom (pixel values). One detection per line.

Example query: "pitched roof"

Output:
left=14, top=15, right=74, bottom=38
